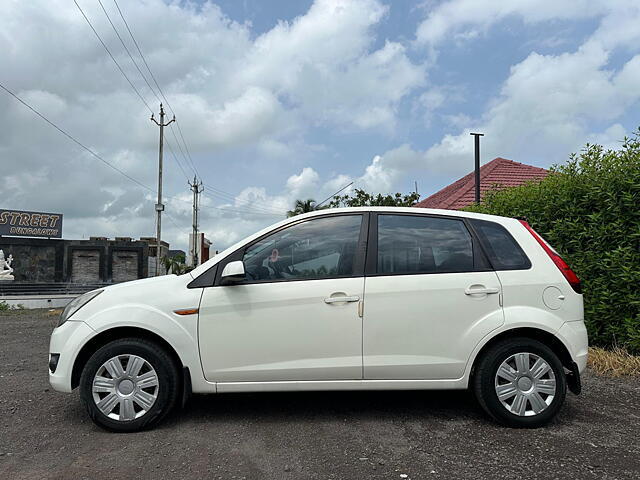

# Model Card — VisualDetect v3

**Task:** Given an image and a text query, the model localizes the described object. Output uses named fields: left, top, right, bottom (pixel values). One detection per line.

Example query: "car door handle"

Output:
left=324, top=295, right=360, bottom=304
left=464, top=286, right=500, bottom=295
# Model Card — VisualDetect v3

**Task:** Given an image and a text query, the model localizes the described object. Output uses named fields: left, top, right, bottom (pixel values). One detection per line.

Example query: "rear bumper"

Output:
left=48, top=320, right=95, bottom=393
left=558, top=320, right=589, bottom=374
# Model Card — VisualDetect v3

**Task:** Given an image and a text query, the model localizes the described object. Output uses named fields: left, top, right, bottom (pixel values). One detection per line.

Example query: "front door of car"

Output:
left=363, top=213, right=504, bottom=380
left=198, top=214, right=367, bottom=383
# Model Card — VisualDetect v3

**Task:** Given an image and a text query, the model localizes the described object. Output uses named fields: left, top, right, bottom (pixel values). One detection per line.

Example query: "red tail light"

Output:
left=518, top=220, right=582, bottom=294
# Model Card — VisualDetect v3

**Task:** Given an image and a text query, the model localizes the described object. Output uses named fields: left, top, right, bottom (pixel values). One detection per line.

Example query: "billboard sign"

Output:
left=0, top=209, right=63, bottom=238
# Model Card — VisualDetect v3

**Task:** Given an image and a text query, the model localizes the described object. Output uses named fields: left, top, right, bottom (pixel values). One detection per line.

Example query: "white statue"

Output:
left=0, top=250, right=14, bottom=281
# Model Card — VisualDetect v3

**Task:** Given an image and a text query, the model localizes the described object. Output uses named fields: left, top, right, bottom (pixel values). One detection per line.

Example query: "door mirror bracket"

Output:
left=220, top=260, right=246, bottom=285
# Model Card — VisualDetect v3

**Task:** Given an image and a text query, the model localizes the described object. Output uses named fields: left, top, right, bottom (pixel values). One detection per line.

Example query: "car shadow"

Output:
left=173, top=389, right=485, bottom=425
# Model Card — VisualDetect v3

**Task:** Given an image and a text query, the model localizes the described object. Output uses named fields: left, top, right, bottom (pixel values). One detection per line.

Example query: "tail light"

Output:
left=518, top=220, right=582, bottom=294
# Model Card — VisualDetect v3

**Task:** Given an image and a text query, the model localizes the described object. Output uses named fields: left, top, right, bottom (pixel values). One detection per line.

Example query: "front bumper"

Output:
left=48, top=320, right=96, bottom=393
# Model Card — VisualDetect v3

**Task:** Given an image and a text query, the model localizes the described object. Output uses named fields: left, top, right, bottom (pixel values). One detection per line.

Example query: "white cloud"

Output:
left=415, top=0, right=607, bottom=48
left=414, top=47, right=640, bottom=173
left=285, top=167, right=320, bottom=198
left=587, top=123, right=627, bottom=151
left=368, top=0, right=640, bottom=186
left=357, top=144, right=425, bottom=192
left=174, top=87, right=286, bottom=150
left=240, top=1, right=425, bottom=131
left=0, top=0, right=425, bottom=251
left=4, top=0, right=639, bottom=254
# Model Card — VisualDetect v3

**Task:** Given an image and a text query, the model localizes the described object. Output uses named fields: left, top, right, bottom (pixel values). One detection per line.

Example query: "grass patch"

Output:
left=588, top=347, right=640, bottom=376
left=0, top=300, right=26, bottom=311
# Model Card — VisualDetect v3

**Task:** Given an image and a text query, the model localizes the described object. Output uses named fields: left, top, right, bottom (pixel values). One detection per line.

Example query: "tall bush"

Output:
left=466, top=131, right=640, bottom=352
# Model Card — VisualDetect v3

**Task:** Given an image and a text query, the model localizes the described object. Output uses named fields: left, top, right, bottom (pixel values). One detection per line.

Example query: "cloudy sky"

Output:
left=2, top=0, right=639, bottom=252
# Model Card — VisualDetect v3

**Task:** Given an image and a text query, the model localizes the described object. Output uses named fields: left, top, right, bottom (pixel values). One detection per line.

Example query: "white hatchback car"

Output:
left=49, top=207, right=588, bottom=432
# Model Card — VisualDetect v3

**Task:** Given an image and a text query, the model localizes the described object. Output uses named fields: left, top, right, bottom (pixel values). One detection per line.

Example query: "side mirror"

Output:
left=220, top=260, right=246, bottom=285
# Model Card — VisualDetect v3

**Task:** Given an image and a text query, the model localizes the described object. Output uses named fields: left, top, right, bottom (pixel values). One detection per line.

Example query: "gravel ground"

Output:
left=1, top=309, right=639, bottom=480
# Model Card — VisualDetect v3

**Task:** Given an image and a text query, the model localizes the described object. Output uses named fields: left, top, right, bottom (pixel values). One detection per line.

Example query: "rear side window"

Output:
left=470, top=219, right=531, bottom=270
left=377, top=215, right=474, bottom=274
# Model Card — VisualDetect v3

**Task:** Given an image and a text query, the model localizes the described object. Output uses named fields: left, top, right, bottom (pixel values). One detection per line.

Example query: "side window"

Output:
left=470, top=219, right=531, bottom=270
left=377, top=215, right=474, bottom=274
left=241, top=215, right=363, bottom=282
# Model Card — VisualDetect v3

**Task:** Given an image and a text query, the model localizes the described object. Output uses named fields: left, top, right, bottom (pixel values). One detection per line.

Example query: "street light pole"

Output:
left=470, top=132, right=484, bottom=205
left=151, top=103, right=175, bottom=275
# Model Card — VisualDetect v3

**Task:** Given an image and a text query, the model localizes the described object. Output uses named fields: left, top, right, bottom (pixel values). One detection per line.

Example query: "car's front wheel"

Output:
left=473, top=337, right=567, bottom=428
left=79, top=338, right=180, bottom=432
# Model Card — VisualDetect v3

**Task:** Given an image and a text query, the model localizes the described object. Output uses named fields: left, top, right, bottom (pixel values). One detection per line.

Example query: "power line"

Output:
left=112, top=0, right=200, bottom=178
left=201, top=187, right=278, bottom=212
left=74, top=0, right=152, bottom=114
left=112, top=0, right=166, bottom=108
left=0, top=81, right=282, bottom=221
left=200, top=189, right=288, bottom=216
left=173, top=121, right=199, bottom=177
left=108, top=0, right=286, bottom=218
left=75, top=1, right=284, bottom=220
left=161, top=190, right=283, bottom=218
left=200, top=204, right=283, bottom=218
left=166, top=124, right=193, bottom=176
left=197, top=182, right=286, bottom=215
left=93, top=0, right=193, bottom=182
left=164, top=190, right=282, bottom=217
left=0, top=81, right=155, bottom=193
left=165, top=211, right=186, bottom=230
left=97, top=0, right=159, bottom=102
left=164, top=137, right=191, bottom=181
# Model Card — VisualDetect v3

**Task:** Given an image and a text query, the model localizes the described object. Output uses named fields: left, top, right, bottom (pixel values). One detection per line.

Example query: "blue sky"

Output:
left=2, top=0, right=639, bottom=250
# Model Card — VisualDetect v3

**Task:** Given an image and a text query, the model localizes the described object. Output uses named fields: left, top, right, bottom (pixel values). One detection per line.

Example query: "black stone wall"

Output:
left=0, top=236, right=148, bottom=283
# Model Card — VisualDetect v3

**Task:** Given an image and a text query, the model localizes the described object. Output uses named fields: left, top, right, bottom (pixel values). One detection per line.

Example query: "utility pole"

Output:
left=188, top=176, right=204, bottom=267
left=470, top=132, right=484, bottom=204
left=151, top=103, right=175, bottom=275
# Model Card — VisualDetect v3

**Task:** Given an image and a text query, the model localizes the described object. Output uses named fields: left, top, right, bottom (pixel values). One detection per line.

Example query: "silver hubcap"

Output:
left=494, top=352, right=556, bottom=417
left=92, top=354, right=159, bottom=422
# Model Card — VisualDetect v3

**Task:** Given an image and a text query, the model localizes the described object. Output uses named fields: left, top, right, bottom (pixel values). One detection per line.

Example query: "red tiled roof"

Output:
left=415, top=157, right=549, bottom=210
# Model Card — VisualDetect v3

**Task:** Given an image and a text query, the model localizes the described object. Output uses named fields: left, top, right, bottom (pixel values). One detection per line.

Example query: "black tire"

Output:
left=473, top=337, right=567, bottom=428
left=79, top=337, right=180, bottom=432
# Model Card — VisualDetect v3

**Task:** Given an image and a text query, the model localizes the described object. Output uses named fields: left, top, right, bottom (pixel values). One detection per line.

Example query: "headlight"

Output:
left=58, top=290, right=103, bottom=327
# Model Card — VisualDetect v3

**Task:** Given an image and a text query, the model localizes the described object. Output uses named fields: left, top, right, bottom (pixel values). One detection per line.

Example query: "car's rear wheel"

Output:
left=79, top=338, right=180, bottom=432
left=473, top=337, right=567, bottom=428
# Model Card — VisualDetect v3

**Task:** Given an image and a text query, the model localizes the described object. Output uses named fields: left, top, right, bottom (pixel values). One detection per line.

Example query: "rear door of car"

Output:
left=362, top=212, right=504, bottom=380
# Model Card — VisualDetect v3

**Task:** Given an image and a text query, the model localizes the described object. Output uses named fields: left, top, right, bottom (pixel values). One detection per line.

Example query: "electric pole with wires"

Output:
left=189, top=175, right=204, bottom=267
left=151, top=103, right=175, bottom=275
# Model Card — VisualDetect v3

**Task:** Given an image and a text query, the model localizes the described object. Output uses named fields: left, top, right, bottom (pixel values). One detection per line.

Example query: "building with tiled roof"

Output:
left=414, top=157, right=549, bottom=210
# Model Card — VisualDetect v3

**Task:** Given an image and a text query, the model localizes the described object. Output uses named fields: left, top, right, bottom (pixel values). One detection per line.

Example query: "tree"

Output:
left=329, top=189, right=420, bottom=208
left=287, top=198, right=321, bottom=217
left=160, top=253, right=191, bottom=275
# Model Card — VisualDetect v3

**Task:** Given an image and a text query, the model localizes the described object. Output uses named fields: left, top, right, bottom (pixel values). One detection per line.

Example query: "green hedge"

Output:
left=465, top=131, right=640, bottom=353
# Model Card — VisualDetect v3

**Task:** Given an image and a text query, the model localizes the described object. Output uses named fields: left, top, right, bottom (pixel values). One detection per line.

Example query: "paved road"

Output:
left=1, top=310, right=639, bottom=480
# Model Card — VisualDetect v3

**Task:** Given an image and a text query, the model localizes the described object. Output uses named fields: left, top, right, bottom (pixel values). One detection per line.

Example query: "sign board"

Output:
left=0, top=209, right=63, bottom=238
